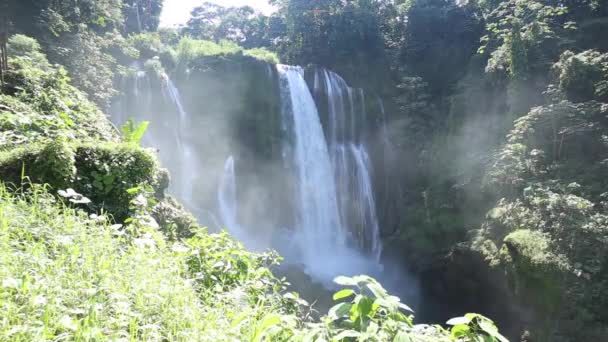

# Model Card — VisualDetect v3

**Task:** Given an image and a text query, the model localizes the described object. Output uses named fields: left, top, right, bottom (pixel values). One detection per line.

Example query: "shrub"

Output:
left=1, top=55, right=117, bottom=149
left=73, top=143, right=163, bottom=221
left=0, top=142, right=164, bottom=222
left=555, top=50, right=608, bottom=103
left=152, top=196, right=198, bottom=239
left=6, top=34, right=49, bottom=68
left=0, top=183, right=209, bottom=340
left=174, top=36, right=279, bottom=75
left=0, top=140, right=75, bottom=189
left=127, top=32, right=164, bottom=60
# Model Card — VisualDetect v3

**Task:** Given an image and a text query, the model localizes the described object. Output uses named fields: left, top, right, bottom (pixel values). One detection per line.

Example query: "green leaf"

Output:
left=393, top=331, right=414, bottom=342
left=397, top=301, right=414, bottom=313
left=333, top=289, right=355, bottom=301
left=328, top=302, right=352, bottom=320
left=253, top=314, right=281, bottom=342
left=479, top=320, right=509, bottom=342
left=446, top=316, right=471, bottom=326
left=450, top=324, right=471, bottom=338
left=334, top=276, right=357, bottom=286
left=365, top=282, right=388, bottom=299
left=356, top=296, right=375, bottom=318
left=121, top=119, right=149, bottom=145
left=130, top=121, right=149, bottom=143
left=466, top=313, right=492, bottom=322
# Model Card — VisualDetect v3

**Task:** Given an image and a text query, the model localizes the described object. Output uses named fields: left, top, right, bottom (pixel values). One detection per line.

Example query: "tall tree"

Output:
left=123, top=0, right=163, bottom=33
left=185, top=2, right=272, bottom=48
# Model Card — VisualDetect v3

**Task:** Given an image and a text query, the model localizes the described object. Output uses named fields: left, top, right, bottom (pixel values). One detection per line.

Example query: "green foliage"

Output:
left=0, top=183, right=207, bottom=340
left=481, top=0, right=569, bottom=78
left=73, top=143, right=162, bottom=221
left=6, top=34, right=49, bottom=68
left=473, top=50, right=608, bottom=341
left=175, top=36, right=278, bottom=74
left=400, top=0, right=482, bottom=95
left=152, top=196, right=198, bottom=240
left=1, top=39, right=118, bottom=148
left=121, top=118, right=150, bottom=145
left=554, top=50, right=608, bottom=102
left=0, top=140, right=76, bottom=189
left=185, top=3, right=273, bottom=49
left=273, top=0, right=391, bottom=87
left=279, top=275, right=506, bottom=341
left=51, top=30, right=120, bottom=107
left=0, top=141, right=164, bottom=222
left=122, top=0, right=163, bottom=33
left=446, top=313, right=508, bottom=342
left=127, top=32, right=164, bottom=59
left=244, top=47, right=280, bottom=64
left=326, top=275, right=415, bottom=336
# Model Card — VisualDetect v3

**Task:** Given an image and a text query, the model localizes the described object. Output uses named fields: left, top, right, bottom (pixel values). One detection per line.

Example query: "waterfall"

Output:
left=350, top=144, right=382, bottom=261
left=134, top=2, right=143, bottom=32
left=163, top=76, right=188, bottom=123
left=218, top=156, right=240, bottom=236
left=278, top=65, right=380, bottom=281
left=112, top=61, right=385, bottom=283
left=313, top=68, right=383, bottom=261
left=160, top=75, right=198, bottom=208
left=278, top=65, right=345, bottom=247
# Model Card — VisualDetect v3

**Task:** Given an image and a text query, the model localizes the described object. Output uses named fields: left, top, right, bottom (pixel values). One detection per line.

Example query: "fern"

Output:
left=121, top=119, right=150, bottom=145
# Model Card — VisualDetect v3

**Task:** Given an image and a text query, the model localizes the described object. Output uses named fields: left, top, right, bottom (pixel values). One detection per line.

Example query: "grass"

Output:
left=0, top=184, right=208, bottom=340
left=0, top=181, right=314, bottom=341
left=175, top=36, right=280, bottom=68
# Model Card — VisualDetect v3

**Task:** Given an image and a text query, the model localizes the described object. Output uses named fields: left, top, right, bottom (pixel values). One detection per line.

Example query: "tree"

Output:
left=123, top=0, right=163, bottom=33
left=185, top=2, right=272, bottom=48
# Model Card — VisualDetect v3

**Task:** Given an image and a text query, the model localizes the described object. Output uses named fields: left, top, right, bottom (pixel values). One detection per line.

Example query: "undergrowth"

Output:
left=0, top=183, right=507, bottom=341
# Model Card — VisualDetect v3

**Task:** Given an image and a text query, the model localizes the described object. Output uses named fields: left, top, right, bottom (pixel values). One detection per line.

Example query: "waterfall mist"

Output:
left=110, top=59, right=419, bottom=308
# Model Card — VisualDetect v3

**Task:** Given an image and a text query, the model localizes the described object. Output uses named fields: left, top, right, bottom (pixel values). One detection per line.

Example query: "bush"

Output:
left=475, top=49, right=608, bottom=341
left=127, top=32, right=164, bottom=60
left=0, top=183, right=209, bottom=340
left=0, top=141, right=164, bottom=222
left=152, top=196, right=198, bottom=239
left=73, top=143, right=163, bottom=221
left=0, top=140, right=75, bottom=189
left=175, top=36, right=279, bottom=75
left=1, top=54, right=117, bottom=149
left=555, top=50, right=608, bottom=103
left=6, top=34, right=49, bottom=68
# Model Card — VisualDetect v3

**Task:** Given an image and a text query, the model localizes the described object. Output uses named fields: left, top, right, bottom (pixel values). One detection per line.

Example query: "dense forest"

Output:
left=1, top=0, right=608, bottom=341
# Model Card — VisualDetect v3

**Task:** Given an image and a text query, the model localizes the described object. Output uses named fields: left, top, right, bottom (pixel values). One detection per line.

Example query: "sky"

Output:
left=160, top=0, right=276, bottom=27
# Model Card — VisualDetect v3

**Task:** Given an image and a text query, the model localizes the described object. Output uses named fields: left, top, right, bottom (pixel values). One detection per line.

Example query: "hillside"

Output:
left=2, top=0, right=608, bottom=341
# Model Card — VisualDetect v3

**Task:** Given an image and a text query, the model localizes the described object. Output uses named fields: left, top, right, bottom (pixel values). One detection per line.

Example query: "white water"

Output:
left=218, top=156, right=241, bottom=236
left=314, top=68, right=383, bottom=261
left=161, top=75, right=197, bottom=208
left=278, top=65, right=379, bottom=282
left=350, top=144, right=382, bottom=261
left=113, top=62, right=385, bottom=284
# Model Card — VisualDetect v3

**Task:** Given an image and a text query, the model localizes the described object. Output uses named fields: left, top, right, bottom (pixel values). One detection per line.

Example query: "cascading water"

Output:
left=278, top=65, right=380, bottom=282
left=313, top=68, right=383, bottom=261
left=350, top=144, right=382, bottom=261
left=277, top=65, right=345, bottom=253
left=112, top=61, right=387, bottom=285
left=218, top=156, right=240, bottom=237
left=160, top=75, right=198, bottom=207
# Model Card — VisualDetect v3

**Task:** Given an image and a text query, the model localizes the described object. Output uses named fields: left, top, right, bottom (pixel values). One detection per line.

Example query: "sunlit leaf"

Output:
left=334, top=276, right=357, bottom=286
left=328, top=302, right=352, bottom=320
left=446, top=316, right=470, bottom=325
left=333, top=289, right=355, bottom=301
